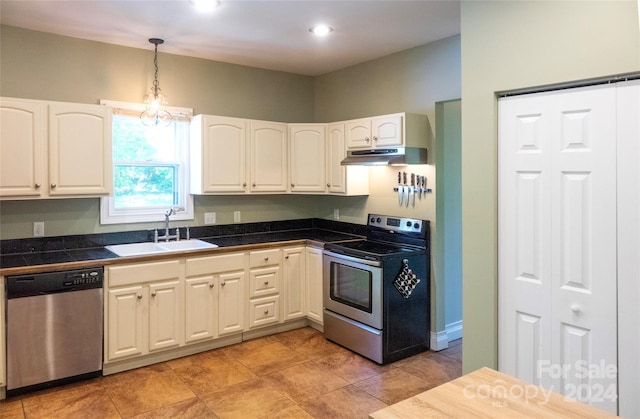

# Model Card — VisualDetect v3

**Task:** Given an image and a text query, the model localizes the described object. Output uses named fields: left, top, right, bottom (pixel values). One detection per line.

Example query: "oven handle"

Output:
left=322, top=250, right=383, bottom=267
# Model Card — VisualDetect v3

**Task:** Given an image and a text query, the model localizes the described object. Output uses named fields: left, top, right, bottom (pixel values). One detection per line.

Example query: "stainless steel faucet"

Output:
left=155, top=207, right=184, bottom=242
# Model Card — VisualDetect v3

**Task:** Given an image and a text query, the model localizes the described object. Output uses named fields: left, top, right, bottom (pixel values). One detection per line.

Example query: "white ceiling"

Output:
left=0, top=0, right=460, bottom=76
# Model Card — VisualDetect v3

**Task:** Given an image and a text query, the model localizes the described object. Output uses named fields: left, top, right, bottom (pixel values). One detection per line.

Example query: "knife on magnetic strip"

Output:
left=398, top=171, right=403, bottom=206
left=403, top=172, right=409, bottom=207
left=410, top=173, right=415, bottom=206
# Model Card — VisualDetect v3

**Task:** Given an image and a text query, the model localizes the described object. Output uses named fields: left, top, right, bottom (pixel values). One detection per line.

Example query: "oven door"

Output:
left=323, top=250, right=383, bottom=329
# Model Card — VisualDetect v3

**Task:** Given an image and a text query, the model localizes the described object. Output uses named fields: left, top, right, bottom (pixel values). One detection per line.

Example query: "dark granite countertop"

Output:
left=0, top=220, right=365, bottom=275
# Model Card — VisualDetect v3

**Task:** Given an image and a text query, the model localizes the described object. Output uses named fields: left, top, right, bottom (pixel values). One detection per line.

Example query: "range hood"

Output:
left=340, top=147, right=428, bottom=166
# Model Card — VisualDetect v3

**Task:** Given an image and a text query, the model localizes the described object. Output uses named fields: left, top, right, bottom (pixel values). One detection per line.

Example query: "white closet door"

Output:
left=617, top=79, right=640, bottom=419
left=499, top=84, right=617, bottom=414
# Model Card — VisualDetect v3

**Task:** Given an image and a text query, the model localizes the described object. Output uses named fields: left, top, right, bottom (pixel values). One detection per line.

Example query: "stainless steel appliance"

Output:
left=323, top=214, right=429, bottom=364
left=6, top=267, right=104, bottom=397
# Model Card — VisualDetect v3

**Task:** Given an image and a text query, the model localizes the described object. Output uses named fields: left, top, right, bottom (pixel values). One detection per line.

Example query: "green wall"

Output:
left=460, top=0, right=640, bottom=373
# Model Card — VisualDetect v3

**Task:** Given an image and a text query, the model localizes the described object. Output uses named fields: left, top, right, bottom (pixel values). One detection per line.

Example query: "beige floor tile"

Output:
left=298, top=385, right=388, bottom=419
left=271, top=327, right=321, bottom=348
left=262, top=361, right=350, bottom=403
left=102, top=362, right=173, bottom=387
left=313, top=350, right=395, bottom=384
left=202, top=378, right=295, bottom=419
left=354, top=367, right=432, bottom=405
left=20, top=379, right=105, bottom=408
left=395, top=352, right=462, bottom=387
left=220, top=335, right=280, bottom=359
left=105, top=369, right=196, bottom=417
left=22, top=390, right=120, bottom=419
left=259, top=405, right=314, bottom=419
left=233, top=341, right=308, bottom=376
left=0, top=398, right=23, bottom=413
left=172, top=359, right=256, bottom=396
left=129, top=397, right=219, bottom=419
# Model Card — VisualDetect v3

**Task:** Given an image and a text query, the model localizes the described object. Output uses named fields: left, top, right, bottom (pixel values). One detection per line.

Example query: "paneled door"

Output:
left=498, top=84, right=617, bottom=414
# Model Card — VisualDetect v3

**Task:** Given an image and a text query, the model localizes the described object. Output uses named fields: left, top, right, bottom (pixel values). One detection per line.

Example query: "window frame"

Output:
left=99, top=100, right=194, bottom=225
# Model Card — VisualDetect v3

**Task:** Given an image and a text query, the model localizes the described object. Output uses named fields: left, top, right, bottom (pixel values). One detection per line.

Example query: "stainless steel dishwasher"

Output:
left=6, top=267, right=103, bottom=397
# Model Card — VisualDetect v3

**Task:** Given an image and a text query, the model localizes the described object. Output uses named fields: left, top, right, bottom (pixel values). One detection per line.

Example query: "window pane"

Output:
left=113, top=115, right=178, bottom=162
left=113, top=165, right=177, bottom=208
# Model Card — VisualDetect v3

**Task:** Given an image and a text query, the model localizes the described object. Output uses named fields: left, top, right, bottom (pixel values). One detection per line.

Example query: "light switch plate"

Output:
left=204, top=212, right=216, bottom=225
left=234, top=211, right=241, bottom=223
left=33, top=221, right=44, bottom=237
left=333, top=209, right=340, bottom=220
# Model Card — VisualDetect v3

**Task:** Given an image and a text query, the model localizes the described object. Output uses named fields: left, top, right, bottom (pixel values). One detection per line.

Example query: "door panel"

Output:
left=499, top=84, right=617, bottom=414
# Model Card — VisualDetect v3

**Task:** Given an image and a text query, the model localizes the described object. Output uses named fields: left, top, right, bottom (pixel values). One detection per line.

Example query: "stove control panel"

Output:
left=368, top=214, right=424, bottom=234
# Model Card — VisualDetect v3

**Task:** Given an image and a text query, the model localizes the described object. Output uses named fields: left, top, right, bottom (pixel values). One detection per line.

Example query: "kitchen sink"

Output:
left=106, top=239, right=218, bottom=257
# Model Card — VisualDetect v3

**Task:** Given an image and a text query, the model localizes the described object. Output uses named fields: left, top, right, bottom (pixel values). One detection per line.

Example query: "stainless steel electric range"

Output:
left=323, top=214, right=430, bottom=364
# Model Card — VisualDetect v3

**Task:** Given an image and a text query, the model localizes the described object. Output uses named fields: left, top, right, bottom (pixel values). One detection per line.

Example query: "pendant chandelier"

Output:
left=140, top=38, right=172, bottom=127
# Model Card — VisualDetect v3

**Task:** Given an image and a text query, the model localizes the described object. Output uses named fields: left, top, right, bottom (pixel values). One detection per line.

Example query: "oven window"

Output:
left=329, top=262, right=373, bottom=313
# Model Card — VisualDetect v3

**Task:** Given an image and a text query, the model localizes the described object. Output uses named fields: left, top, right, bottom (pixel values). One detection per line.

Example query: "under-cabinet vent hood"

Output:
left=340, top=147, right=428, bottom=166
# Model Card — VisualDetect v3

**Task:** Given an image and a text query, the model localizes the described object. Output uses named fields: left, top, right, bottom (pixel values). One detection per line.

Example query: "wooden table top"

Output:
left=369, top=367, right=617, bottom=418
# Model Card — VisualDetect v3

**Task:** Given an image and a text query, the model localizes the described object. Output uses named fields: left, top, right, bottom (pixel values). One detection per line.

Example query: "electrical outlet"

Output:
left=234, top=211, right=241, bottom=223
left=333, top=209, right=340, bottom=220
left=204, top=212, right=216, bottom=225
left=33, top=221, right=44, bottom=237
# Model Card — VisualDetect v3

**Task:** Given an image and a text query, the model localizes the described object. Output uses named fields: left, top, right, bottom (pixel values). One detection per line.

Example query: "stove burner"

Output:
left=326, top=240, right=422, bottom=258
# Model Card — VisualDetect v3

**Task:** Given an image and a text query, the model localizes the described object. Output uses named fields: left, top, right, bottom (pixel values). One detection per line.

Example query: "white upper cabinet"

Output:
left=289, top=124, right=326, bottom=193
left=0, top=98, right=112, bottom=199
left=345, top=118, right=372, bottom=149
left=0, top=99, right=47, bottom=197
left=250, top=121, right=288, bottom=192
left=48, top=102, right=112, bottom=196
left=327, top=123, right=369, bottom=195
left=371, top=113, right=403, bottom=147
left=190, top=115, right=247, bottom=194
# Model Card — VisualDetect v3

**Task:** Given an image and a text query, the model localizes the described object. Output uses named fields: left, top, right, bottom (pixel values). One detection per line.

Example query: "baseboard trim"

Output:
left=430, top=320, right=463, bottom=351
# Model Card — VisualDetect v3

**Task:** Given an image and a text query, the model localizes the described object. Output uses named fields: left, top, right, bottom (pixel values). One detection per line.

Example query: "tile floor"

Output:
left=0, top=327, right=462, bottom=419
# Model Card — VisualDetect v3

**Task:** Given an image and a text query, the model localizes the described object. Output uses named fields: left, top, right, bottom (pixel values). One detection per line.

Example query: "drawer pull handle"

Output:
left=264, top=280, right=269, bottom=285
left=264, top=310, right=269, bottom=315
left=264, top=257, right=269, bottom=261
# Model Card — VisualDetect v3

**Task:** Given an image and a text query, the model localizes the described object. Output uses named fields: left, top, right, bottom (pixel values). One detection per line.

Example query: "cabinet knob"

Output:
left=264, top=257, right=269, bottom=261
left=209, top=283, right=215, bottom=288
left=264, top=280, right=269, bottom=285
left=291, top=183, right=295, bottom=187
left=221, top=282, right=226, bottom=286
left=285, top=255, right=289, bottom=259
left=327, top=184, right=330, bottom=187
left=50, top=183, right=57, bottom=189
left=264, top=310, right=269, bottom=315
left=137, top=294, right=143, bottom=300
left=252, top=183, right=256, bottom=187
left=571, top=304, right=581, bottom=314
left=365, top=137, right=370, bottom=142
left=151, top=291, right=157, bottom=297
left=243, top=183, right=247, bottom=187
left=34, top=183, right=41, bottom=189
left=373, top=136, right=378, bottom=141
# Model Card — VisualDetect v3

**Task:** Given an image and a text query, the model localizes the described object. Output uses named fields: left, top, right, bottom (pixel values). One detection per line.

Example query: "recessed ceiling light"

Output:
left=190, top=0, right=220, bottom=13
left=309, top=24, right=333, bottom=36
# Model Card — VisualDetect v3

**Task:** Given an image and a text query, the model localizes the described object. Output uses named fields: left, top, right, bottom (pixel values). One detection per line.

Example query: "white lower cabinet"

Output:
left=305, top=246, right=324, bottom=324
left=185, top=252, right=247, bottom=338
left=247, top=248, right=282, bottom=329
left=106, top=260, right=182, bottom=362
left=282, top=246, right=306, bottom=321
left=0, top=277, right=5, bottom=387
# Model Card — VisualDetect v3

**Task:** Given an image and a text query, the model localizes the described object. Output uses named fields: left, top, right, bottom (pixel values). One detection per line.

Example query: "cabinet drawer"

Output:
left=248, top=296, right=280, bottom=328
left=249, top=248, right=281, bottom=267
left=249, top=266, right=279, bottom=297
left=186, top=252, right=247, bottom=277
left=108, top=260, right=181, bottom=287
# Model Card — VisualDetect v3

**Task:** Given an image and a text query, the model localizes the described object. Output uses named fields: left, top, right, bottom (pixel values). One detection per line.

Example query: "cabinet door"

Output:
left=372, top=114, right=403, bottom=147
left=289, top=124, right=326, bottom=192
left=185, top=276, right=218, bottom=343
left=250, top=121, right=288, bottom=192
left=218, top=270, right=245, bottom=335
left=248, top=295, right=280, bottom=329
left=148, top=280, right=182, bottom=351
left=0, top=277, right=4, bottom=386
left=326, top=123, right=346, bottom=194
left=107, top=285, right=146, bottom=361
left=0, top=99, right=47, bottom=197
left=283, top=247, right=306, bottom=321
left=345, top=118, right=372, bottom=149
left=48, top=102, right=112, bottom=196
left=192, top=115, right=247, bottom=193
left=305, top=246, right=324, bottom=323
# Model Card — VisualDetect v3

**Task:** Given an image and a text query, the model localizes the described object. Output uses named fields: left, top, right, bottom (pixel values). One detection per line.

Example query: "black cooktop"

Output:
left=324, top=239, right=425, bottom=259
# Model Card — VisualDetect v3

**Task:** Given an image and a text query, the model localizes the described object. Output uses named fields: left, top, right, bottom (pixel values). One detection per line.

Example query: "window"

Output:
left=100, top=101, right=193, bottom=224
